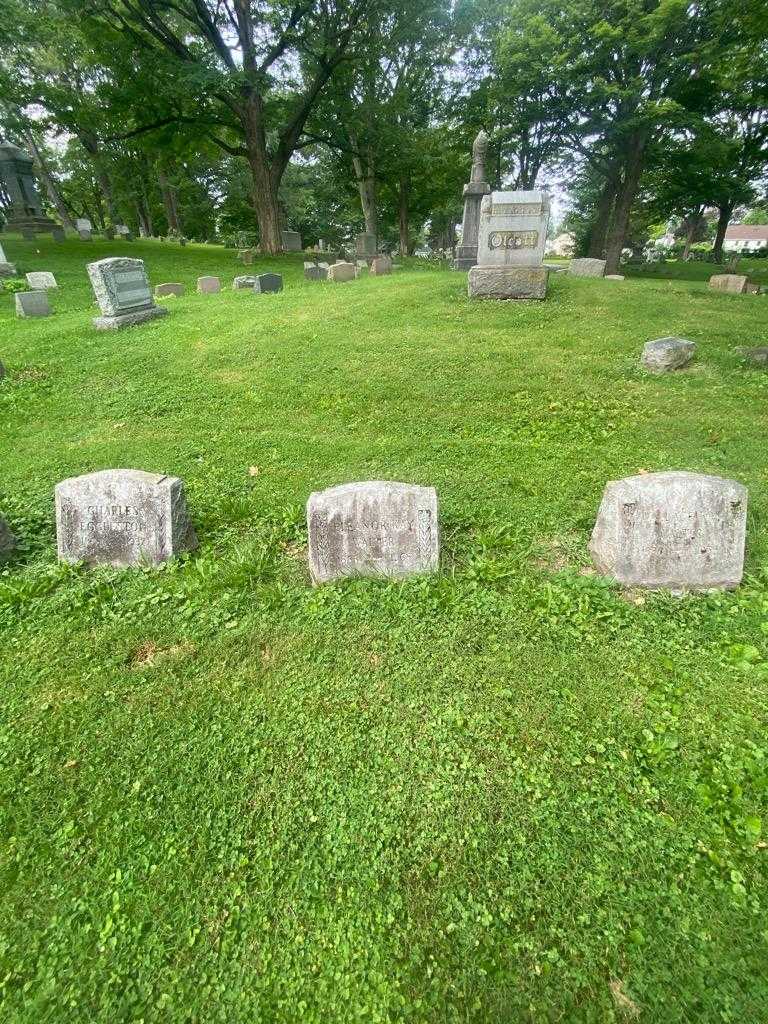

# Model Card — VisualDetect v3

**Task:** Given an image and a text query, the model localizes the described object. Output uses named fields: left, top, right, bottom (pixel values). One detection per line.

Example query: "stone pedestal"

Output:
left=468, top=265, right=548, bottom=300
left=454, top=181, right=491, bottom=270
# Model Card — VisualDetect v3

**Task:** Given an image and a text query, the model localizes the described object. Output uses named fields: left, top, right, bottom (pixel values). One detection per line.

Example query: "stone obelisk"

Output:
left=453, top=130, right=491, bottom=270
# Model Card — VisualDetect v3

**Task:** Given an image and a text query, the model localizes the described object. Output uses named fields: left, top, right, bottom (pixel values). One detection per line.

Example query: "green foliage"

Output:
left=1, top=236, right=768, bottom=1020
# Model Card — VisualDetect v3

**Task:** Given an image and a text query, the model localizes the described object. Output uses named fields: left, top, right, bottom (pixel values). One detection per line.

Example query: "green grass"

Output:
left=1, top=236, right=768, bottom=1023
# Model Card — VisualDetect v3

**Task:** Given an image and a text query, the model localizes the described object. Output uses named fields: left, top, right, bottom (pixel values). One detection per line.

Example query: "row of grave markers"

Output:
left=0, top=469, right=748, bottom=592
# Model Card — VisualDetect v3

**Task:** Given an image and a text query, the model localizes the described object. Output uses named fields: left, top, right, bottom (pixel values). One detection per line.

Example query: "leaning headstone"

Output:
left=0, top=515, right=16, bottom=559
left=709, top=274, right=749, bottom=295
left=154, top=282, right=185, bottom=297
left=15, top=291, right=51, bottom=318
left=254, top=273, right=283, bottom=294
left=56, top=469, right=197, bottom=568
left=328, top=262, right=356, bottom=283
left=197, top=276, right=220, bottom=294
left=589, top=471, right=747, bottom=591
left=468, top=190, right=550, bottom=299
left=25, top=271, right=57, bottom=289
left=88, top=257, right=168, bottom=330
left=569, top=258, right=606, bottom=278
left=641, top=337, right=696, bottom=373
left=233, top=275, right=257, bottom=289
left=304, top=262, right=327, bottom=281
left=370, top=256, right=392, bottom=275
left=52, top=227, right=65, bottom=243
left=281, top=230, right=302, bottom=252
left=0, top=240, right=17, bottom=276
left=454, top=129, right=491, bottom=270
left=307, top=481, right=439, bottom=584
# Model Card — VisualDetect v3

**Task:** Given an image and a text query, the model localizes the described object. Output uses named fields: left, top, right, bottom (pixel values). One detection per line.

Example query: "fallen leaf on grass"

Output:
left=609, top=979, right=640, bottom=1018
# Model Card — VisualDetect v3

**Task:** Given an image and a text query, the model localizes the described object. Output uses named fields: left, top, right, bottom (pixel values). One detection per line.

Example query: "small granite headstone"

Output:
left=709, top=274, right=749, bottom=295
left=26, top=271, right=57, bottom=289
left=197, top=276, right=221, bottom=294
left=254, top=273, right=283, bottom=294
left=155, top=282, right=185, bottom=297
left=88, top=257, right=168, bottom=330
left=0, top=240, right=16, bottom=276
left=307, top=481, right=439, bottom=584
left=281, top=230, right=302, bottom=252
left=370, top=256, right=392, bottom=275
left=469, top=190, right=550, bottom=299
left=569, top=258, right=606, bottom=278
left=0, top=515, right=16, bottom=559
left=52, top=227, right=65, bottom=242
left=304, top=262, right=327, bottom=281
left=641, top=337, right=696, bottom=373
left=76, top=218, right=92, bottom=232
left=15, top=291, right=50, bottom=318
left=328, top=262, right=356, bottom=283
left=233, top=275, right=257, bottom=289
left=589, top=471, right=747, bottom=590
left=56, top=469, right=197, bottom=567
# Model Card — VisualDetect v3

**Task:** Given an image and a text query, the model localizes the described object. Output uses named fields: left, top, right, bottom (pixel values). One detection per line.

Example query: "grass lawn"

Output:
left=1, top=237, right=768, bottom=1023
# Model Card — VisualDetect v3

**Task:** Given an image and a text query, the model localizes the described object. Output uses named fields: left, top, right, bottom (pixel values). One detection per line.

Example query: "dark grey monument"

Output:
left=454, top=130, right=491, bottom=271
left=0, top=142, right=58, bottom=236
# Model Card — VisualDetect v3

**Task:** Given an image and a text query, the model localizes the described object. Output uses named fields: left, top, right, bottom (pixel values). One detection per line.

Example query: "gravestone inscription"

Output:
left=56, top=469, right=197, bottom=567
left=88, top=257, right=168, bottom=330
left=307, top=481, right=439, bottom=584
left=589, top=471, right=747, bottom=590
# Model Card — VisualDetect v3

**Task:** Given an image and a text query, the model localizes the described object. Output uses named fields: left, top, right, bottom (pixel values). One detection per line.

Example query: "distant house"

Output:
left=546, top=232, right=576, bottom=257
left=723, top=225, right=768, bottom=252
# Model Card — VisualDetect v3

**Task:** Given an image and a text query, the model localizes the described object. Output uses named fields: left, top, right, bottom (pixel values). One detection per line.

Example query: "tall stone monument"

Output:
left=0, top=142, right=58, bottom=235
left=454, top=129, right=491, bottom=271
left=468, top=190, right=550, bottom=300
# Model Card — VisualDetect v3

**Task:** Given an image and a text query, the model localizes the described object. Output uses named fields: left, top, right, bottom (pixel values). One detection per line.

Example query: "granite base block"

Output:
left=93, top=305, right=168, bottom=330
left=468, top=265, right=549, bottom=300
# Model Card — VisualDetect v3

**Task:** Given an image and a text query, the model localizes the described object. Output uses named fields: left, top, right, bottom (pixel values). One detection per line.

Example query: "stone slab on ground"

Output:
left=233, top=275, right=257, bottom=289
left=641, top=336, right=696, bottom=373
left=56, top=469, right=197, bottom=568
left=709, top=274, right=749, bottom=295
left=197, top=276, right=221, bottom=294
left=589, top=471, right=747, bottom=591
left=737, top=346, right=768, bottom=367
left=605, top=274, right=625, bottom=281
left=25, top=271, right=57, bottom=289
left=254, top=273, right=283, bottom=293
left=155, top=282, right=185, bottom=297
left=307, top=481, right=439, bottom=584
left=15, top=291, right=50, bottom=317
left=569, top=258, right=606, bottom=278
left=468, top=265, right=548, bottom=300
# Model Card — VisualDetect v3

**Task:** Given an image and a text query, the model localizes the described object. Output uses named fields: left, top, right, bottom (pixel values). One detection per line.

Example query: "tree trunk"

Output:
left=22, top=128, right=75, bottom=229
left=158, top=167, right=181, bottom=235
left=681, top=207, right=702, bottom=262
left=712, top=202, right=734, bottom=263
left=78, top=131, right=119, bottom=224
left=587, top=173, right=619, bottom=258
left=398, top=176, right=410, bottom=255
left=136, top=200, right=151, bottom=237
left=604, top=131, right=648, bottom=275
left=351, top=135, right=377, bottom=237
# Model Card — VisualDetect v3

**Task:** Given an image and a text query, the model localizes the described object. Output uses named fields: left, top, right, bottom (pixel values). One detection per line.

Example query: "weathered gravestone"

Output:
left=233, top=275, right=257, bottom=289
left=605, top=274, right=625, bottom=281
left=88, top=257, right=168, bottom=330
left=197, top=276, right=221, bottom=294
left=307, top=481, right=439, bottom=584
left=78, top=229, right=93, bottom=241
left=737, top=346, right=768, bottom=368
left=281, top=230, right=302, bottom=252
left=56, top=469, right=197, bottom=567
left=709, top=274, right=749, bottom=295
left=254, top=273, right=283, bottom=294
left=25, top=271, right=57, bottom=289
left=0, top=515, right=16, bottom=558
left=370, top=256, right=392, bottom=275
left=21, top=228, right=35, bottom=242
left=52, top=227, right=65, bottom=243
left=454, top=129, right=491, bottom=271
left=641, top=337, right=696, bottom=373
left=355, top=233, right=377, bottom=262
left=238, top=250, right=255, bottom=265
left=589, top=471, right=747, bottom=590
left=328, top=262, right=356, bottom=283
left=15, top=291, right=50, bottom=317
left=0, top=240, right=17, bottom=277
left=304, top=262, right=327, bottom=281
left=75, top=218, right=91, bottom=232
left=569, top=258, right=606, bottom=278
left=0, top=142, right=57, bottom=234
left=468, top=190, right=550, bottom=299
left=154, top=282, right=185, bottom=297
